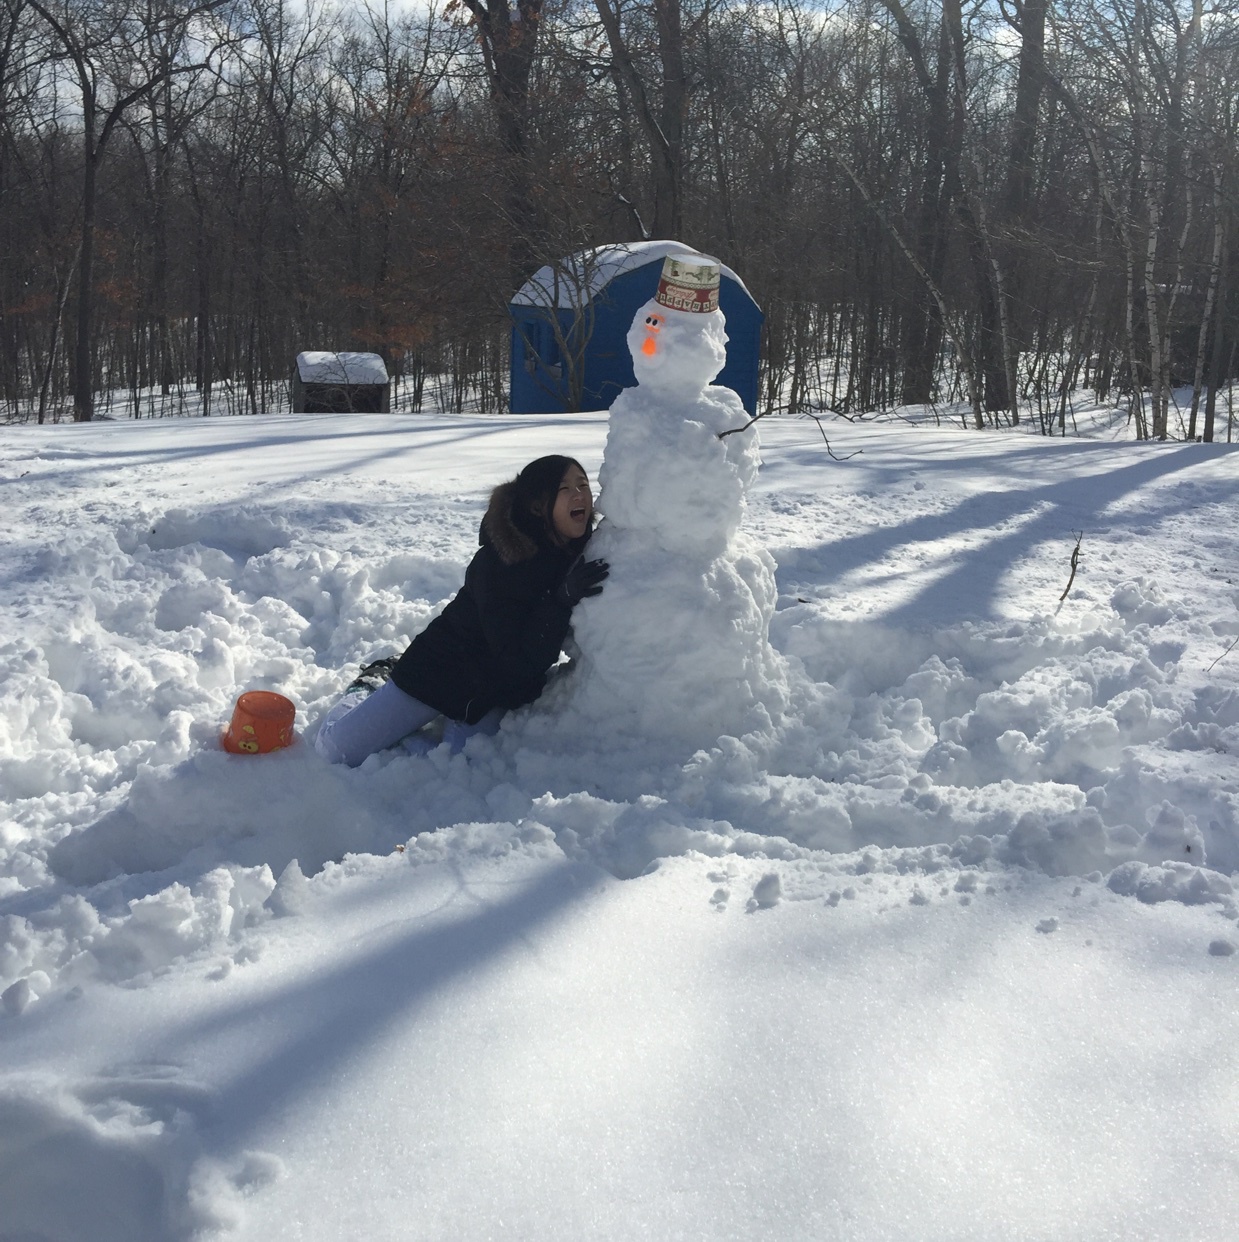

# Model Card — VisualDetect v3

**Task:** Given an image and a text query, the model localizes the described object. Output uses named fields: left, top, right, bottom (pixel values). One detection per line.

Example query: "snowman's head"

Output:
left=626, top=253, right=728, bottom=396
left=628, top=301, right=728, bottom=395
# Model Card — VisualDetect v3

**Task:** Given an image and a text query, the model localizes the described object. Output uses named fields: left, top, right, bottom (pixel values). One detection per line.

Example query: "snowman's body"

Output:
left=553, top=294, right=787, bottom=746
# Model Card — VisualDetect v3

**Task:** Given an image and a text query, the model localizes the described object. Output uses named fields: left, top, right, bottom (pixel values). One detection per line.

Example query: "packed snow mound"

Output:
left=534, top=531, right=787, bottom=743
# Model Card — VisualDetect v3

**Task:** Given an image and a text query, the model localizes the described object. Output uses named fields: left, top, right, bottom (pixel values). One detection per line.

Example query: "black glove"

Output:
left=555, top=555, right=610, bottom=607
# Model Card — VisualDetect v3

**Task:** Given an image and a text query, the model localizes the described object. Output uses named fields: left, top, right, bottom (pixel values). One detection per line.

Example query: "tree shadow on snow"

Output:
left=24, top=415, right=605, bottom=499
left=0, top=858, right=603, bottom=1241
left=152, top=857, right=605, bottom=1160
left=774, top=445, right=1216, bottom=626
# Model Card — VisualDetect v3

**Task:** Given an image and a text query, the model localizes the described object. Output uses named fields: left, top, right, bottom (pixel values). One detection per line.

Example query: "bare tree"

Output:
left=24, top=0, right=232, bottom=420
left=453, top=0, right=547, bottom=284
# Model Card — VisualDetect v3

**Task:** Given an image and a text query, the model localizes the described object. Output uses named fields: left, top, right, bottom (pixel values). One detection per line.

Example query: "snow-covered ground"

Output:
left=2, top=406, right=1238, bottom=1240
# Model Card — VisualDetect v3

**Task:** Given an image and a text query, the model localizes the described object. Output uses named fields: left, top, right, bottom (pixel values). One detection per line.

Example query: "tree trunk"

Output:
left=1202, top=234, right=1229, bottom=444
left=153, top=74, right=174, bottom=397
left=1142, top=179, right=1168, bottom=440
left=1188, top=167, right=1224, bottom=440
left=464, top=0, right=545, bottom=287
left=592, top=0, right=685, bottom=242
left=999, top=0, right=1047, bottom=391
left=652, top=0, right=685, bottom=238
left=880, top=0, right=960, bottom=408
left=72, top=116, right=97, bottom=422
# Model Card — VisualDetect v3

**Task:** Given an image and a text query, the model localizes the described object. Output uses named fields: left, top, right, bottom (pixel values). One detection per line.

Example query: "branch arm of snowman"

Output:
left=624, top=253, right=863, bottom=465
left=718, top=412, right=861, bottom=462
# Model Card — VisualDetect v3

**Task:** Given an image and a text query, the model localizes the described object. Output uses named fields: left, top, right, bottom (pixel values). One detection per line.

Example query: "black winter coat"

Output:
left=389, top=481, right=590, bottom=724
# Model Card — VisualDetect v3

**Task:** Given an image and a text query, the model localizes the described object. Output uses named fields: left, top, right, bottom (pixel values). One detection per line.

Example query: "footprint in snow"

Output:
left=747, top=873, right=781, bottom=912
left=1036, top=918, right=1059, bottom=934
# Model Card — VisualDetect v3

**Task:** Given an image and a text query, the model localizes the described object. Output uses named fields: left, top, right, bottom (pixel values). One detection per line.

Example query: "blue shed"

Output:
left=509, top=240, right=763, bottom=415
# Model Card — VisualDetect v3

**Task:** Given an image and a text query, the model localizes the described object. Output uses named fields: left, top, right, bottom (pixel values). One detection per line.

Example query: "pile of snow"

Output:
left=1, top=407, right=1238, bottom=1239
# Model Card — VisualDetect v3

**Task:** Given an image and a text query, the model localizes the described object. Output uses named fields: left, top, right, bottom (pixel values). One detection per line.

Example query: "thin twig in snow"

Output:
left=1059, top=531, right=1083, bottom=602
left=1206, top=633, right=1239, bottom=674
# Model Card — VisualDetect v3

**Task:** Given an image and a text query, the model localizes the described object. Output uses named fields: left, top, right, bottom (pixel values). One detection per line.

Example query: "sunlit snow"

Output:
left=1, top=400, right=1237, bottom=1240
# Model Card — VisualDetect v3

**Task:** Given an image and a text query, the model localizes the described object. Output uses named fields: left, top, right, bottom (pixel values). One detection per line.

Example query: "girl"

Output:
left=315, top=455, right=607, bottom=766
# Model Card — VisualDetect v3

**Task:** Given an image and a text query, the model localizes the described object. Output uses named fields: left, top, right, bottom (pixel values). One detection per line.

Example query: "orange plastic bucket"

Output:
left=223, top=690, right=297, bottom=754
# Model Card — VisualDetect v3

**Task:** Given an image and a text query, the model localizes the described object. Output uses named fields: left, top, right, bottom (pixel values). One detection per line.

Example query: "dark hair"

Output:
left=511, top=455, right=588, bottom=545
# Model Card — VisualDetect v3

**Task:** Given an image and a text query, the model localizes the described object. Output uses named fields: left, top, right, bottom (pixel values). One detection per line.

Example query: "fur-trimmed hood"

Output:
left=480, top=479, right=543, bottom=565
left=480, top=456, right=594, bottom=565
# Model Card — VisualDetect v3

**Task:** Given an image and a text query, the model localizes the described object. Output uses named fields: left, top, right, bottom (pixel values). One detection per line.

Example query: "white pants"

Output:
left=314, top=679, right=504, bottom=767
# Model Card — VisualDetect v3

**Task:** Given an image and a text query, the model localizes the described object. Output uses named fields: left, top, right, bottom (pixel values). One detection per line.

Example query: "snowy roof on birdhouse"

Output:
left=295, top=352, right=389, bottom=385
left=511, top=240, right=753, bottom=310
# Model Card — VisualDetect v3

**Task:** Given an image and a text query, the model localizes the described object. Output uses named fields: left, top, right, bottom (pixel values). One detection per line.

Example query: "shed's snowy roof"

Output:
left=295, top=351, right=388, bottom=385
left=511, top=240, right=753, bottom=309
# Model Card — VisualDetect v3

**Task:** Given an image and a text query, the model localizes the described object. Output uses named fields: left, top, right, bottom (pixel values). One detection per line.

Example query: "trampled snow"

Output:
left=1, top=403, right=1238, bottom=1240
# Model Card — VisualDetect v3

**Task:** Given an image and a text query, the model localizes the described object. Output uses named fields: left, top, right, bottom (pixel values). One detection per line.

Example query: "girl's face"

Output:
left=551, top=465, right=593, bottom=542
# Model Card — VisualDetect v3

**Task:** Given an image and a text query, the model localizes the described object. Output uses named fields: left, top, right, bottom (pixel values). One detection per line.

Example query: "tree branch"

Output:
left=1206, top=633, right=1239, bottom=674
left=718, top=411, right=861, bottom=462
left=1059, top=530, right=1083, bottom=602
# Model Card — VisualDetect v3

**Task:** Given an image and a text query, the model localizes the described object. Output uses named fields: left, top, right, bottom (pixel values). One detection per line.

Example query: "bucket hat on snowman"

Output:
left=653, top=255, right=721, bottom=315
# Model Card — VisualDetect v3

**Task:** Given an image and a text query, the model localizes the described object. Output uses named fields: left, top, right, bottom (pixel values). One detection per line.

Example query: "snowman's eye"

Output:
left=645, top=315, right=663, bottom=327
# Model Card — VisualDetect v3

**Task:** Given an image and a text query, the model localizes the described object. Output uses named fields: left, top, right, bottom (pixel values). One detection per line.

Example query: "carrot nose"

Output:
left=642, top=337, right=657, bottom=356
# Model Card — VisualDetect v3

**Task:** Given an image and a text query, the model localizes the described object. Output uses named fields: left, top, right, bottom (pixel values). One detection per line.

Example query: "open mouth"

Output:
left=570, top=504, right=588, bottom=522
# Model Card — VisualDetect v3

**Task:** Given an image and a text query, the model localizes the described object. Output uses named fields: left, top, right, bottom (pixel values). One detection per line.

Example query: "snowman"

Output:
left=544, top=253, right=788, bottom=749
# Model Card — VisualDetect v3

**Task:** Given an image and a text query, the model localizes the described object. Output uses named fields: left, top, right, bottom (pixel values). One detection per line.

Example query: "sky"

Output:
left=1, top=397, right=1238, bottom=1240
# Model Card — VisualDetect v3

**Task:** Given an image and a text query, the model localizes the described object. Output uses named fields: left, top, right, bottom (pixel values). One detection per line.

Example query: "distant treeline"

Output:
left=1, top=0, right=1236, bottom=437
